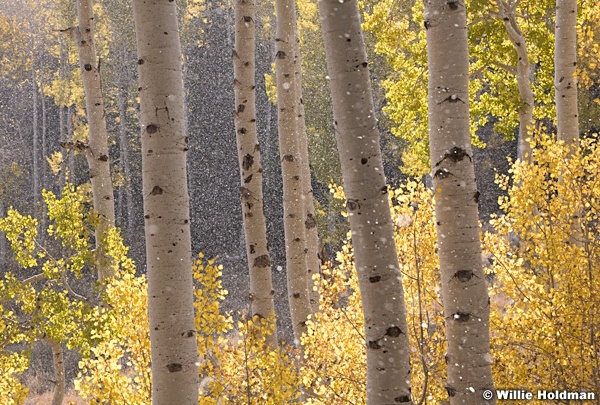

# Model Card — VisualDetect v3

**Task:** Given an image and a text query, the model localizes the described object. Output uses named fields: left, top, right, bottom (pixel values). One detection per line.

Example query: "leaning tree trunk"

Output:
left=275, top=0, right=313, bottom=342
left=555, top=0, right=579, bottom=148
left=74, top=0, right=115, bottom=281
left=132, top=0, right=199, bottom=403
left=233, top=0, right=278, bottom=346
left=318, top=1, right=413, bottom=403
left=424, top=1, right=495, bottom=403
left=496, top=0, right=535, bottom=162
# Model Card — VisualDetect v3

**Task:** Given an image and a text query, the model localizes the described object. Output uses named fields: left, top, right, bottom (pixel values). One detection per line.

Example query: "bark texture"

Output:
left=555, top=0, right=579, bottom=147
left=318, top=1, right=412, bottom=403
left=496, top=0, right=535, bottom=162
left=74, top=0, right=115, bottom=281
left=293, top=21, right=321, bottom=312
left=44, top=337, right=65, bottom=405
left=233, top=0, right=277, bottom=345
left=132, top=0, right=199, bottom=403
left=275, top=0, right=313, bottom=342
left=425, top=1, right=495, bottom=403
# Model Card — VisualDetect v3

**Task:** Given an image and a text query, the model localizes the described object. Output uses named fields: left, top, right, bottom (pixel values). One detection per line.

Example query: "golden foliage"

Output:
left=302, top=182, right=447, bottom=403
left=194, top=256, right=300, bottom=404
left=484, top=134, right=600, bottom=399
left=3, top=137, right=600, bottom=404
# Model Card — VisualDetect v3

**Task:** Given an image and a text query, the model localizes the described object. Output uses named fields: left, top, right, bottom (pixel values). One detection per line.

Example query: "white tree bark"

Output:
left=132, top=0, right=200, bottom=403
left=292, top=20, right=321, bottom=312
left=555, top=0, right=579, bottom=148
left=233, top=0, right=277, bottom=345
left=32, top=67, right=40, bottom=219
left=496, top=0, right=535, bottom=162
left=318, top=1, right=413, bottom=403
left=425, top=1, right=495, bottom=403
left=275, top=0, right=313, bottom=342
left=117, top=83, right=134, bottom=235
left=74, top=0, right=115, bottom=281
left=44, top=337, right=65, bottom=405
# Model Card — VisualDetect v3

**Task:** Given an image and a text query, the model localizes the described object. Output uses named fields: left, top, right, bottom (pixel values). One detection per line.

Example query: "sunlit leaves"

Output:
left=0, top=209, right=38, bottom=268
left=362, top=0, right=430, bottom=176
left=0, top=351, right=30, bottom=405
left=484, top=135, right=600, bottom=395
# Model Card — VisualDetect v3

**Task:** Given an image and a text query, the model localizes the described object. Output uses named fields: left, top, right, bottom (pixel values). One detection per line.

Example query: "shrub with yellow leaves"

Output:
left=194, top=255, right=300, bottom=404
left=483, top=134, right=600, bottom=398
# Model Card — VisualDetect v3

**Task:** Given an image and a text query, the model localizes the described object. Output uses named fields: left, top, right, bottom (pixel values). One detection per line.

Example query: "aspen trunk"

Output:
left=496, top=0, right=534, bottom=162
left=41, top=82, right=47, bottom=191
left=233, top=0, right=277, bottom=345
left=424, top=1, right=495, bottom=403
left=555, top=0, right=579, bottom=147
left=555, top=0, right=582, bottom=245
left=292, top=19, right=321, bottom=312
left=318, top=1, right=413, bottom=403
left=59, top=106, right=66, bottom=187
left=67, top=106, right=75, bottom=182
left=132, top=0, right=200, bottom=402
left=44, top=338, right=65, bottom=405
left=275, top=0, right=313, bottom=342
left=74, top=0, right=115, bottom=281
left=117, top=85, right=134, bottom=236
left=32, top=68, right=40, bottom=219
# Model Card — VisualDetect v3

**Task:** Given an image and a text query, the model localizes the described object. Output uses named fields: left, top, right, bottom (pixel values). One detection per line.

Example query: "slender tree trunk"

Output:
left=233, top=0, right=277, bottom=345
left=496, top=0, right=534, bottom=162
left=132, top=0, right=200, bottom=403
left=555, top=0, right=579, bottom=147
left=117, top=84, right=134, bottom=236
left=292, top=20, right=321, bottom=311
left=318, top=1, right=413, bottom=403
left=40, top=80, right=48, bottom=242
left=41, top=81, right=47, bottom=191
left=58, top=39, right=69, bottom=188
left=67, top=106, right=75, bottom=182
left=0, top=202, right=4, bottom=268
left=74, top=0, right=115, bottom=281
left=275, top=0, right=313, bottom=342
left=59, top=107, right=67, bottom=188
left=424, top=1, right=495, bottom=403
left=44, top=338, right=65, bottom=405
left=32, top=67, right=40, bottom=219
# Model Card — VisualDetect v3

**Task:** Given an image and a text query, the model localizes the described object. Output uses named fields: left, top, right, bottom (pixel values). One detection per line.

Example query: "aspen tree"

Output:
left=292, top=17, right=321, bottom=311
left=424, top=0, right=495, bottom=403
left=132, top=0, right=199, bottom=402
left=555, top=0, right=582, bottom=245
left=318, top=1, right=413, bottom=402
left=73, top=0, right=115, bottom=281
left=45, top=338, right=65, bottom=405
left=495, top=0, right=535, bottom=162
left=233, top=0, right=277, bottom=345
left=275, top=0, right=313, bottom=342
left=32, top=67, right=40, bottom=219
left=555, top=0, right=579, bottom=147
